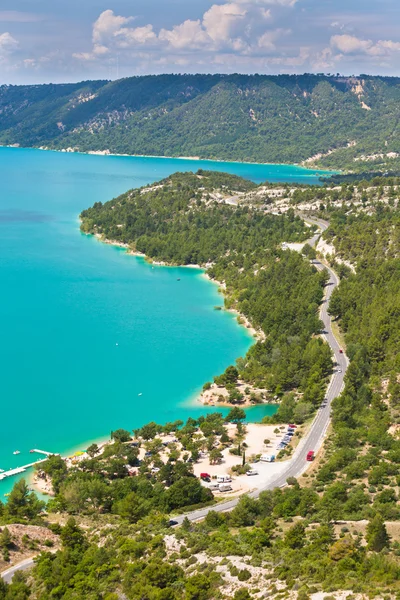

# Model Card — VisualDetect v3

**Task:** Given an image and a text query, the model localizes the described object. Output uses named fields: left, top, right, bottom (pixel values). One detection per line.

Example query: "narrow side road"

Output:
left=1, top=557, right=36, bottom=584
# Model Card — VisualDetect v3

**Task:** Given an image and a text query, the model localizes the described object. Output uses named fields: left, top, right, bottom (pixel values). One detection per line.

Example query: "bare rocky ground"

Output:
left=0, top=524, right=60, bottom=573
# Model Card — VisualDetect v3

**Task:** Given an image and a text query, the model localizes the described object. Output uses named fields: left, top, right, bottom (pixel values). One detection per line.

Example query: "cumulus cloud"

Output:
left=75, top=1, right=296, bottom=62
left=331, top=34, right=400, bottom=57
left=159, top=20, right=210, bottom=50
left=0, top=32, right=18, bottom=57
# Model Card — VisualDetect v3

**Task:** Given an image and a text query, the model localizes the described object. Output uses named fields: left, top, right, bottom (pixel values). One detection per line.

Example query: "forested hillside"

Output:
left=1, top=74, right=400, bottom=169
left=81, top=170, right=331, bottom=413
left=3, top=177, right=400, bottom=599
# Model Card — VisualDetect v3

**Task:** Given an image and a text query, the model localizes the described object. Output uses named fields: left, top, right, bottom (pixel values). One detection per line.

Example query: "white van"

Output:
left=218, top=483, right=233, bottom=492
left=217, top=475, right=232, bottom=483
left=260, top=454, right=275, bottom=463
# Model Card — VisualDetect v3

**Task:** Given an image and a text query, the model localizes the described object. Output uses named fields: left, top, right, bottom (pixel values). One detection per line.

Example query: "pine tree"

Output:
left=366, top=514, right=390, bottom=552
left=0, top=527, right=11, bottom=549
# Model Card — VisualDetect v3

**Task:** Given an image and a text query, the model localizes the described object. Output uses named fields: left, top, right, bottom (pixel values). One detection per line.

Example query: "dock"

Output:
left=30, top=449, right=60, bottom=457
left=0, top=450, right=59, bottom=482
left=0, top=459, right=48, bottom=481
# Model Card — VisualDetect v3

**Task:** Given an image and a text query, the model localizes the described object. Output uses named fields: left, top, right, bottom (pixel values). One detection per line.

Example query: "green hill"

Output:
left=1, top=74, right=400, bottom=169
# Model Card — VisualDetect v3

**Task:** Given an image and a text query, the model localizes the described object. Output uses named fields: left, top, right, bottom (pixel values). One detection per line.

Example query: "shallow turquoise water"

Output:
left=0, top=148, right=329, bottom=496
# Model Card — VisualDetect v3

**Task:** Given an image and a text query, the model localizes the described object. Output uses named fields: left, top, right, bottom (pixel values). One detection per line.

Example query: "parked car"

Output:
left=200, top=472, right=211, bottom=481
left=288, top=424, right=297, bottom=428
left=246, top=469, right=258, bottom=476
left=218, top=483, right=233, bottom=492
left=306, top=450, right=315, bottom=461
left=208, top=483, right=220, bottom=491
left=217, top=475, right=232, bottom=483
left=339, top=349, right=343, bottom=354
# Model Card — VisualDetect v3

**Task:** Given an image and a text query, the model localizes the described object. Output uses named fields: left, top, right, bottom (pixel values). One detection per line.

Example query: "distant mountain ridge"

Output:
left=1, top=73, right=400, bottom=169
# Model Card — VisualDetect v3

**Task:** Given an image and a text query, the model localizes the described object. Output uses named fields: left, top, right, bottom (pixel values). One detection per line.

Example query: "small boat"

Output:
left=138, top=393, right=143, bottom=396
left=4, top=493, right=10, bottom=497
left=177, top=278, right=181, bottom=281
left=13, top=451, right=20, bottom=455
left=0, top=469, right=4, bottom=473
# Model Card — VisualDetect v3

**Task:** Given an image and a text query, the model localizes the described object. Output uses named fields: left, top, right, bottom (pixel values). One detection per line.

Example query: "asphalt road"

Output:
left=1, top=557, right=36, bottom=584
left=172, top=216, right=348, bottom=524
left=1, top=217, right=347, bottom=580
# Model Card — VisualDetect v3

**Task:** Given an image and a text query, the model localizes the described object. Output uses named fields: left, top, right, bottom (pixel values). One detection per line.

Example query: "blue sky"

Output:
left=1, top=0, right=400, bottom=83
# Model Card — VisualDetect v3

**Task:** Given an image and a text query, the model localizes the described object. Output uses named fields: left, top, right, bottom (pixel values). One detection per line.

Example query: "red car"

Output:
left=288, top=424, right=297, bottom=429
left=339, top=349, right=343, bottom=354
left=306, top=451, right=315, bottom=461
left=200, top=473, right=211, bottom=481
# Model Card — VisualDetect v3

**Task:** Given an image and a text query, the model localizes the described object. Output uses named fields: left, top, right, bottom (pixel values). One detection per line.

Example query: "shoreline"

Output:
left=90, top=231, right=262, bottom=342
left=25, top=229, right=263, bottom=497
left=89, top=232, right=265, bottom=410
left=1, top=144, right=337, bottom=173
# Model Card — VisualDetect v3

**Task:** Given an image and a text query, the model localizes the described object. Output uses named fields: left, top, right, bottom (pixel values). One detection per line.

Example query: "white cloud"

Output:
left=258, top=29, right=289, bottom=52
left=0, top=32, right=18, bottom=57
left=116, top=25, right=157, bottom=48
left=159, top=20, right=210, bottom=50
left=202, top=3, right=247, bottom=44
left=331, top=34, right=372, bottom=55
left=92, top=9, right=135, bottom=46
left=331, top=34, right=400, bottom=57
left=74, top=1, right=297, bottom=63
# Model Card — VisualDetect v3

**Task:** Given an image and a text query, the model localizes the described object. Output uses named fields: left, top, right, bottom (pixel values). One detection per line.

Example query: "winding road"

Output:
left=1, top=217, right=348, bottom=581
left=173, top=216, right=348, bottom=524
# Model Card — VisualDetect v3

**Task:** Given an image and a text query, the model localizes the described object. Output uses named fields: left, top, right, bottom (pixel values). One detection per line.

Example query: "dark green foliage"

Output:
left=226, top=407, right=246, bottom=424
left=366, top=514, right=390, bottom=552
left=38, top=455, right=67, bottom=494
left=1, top=480, right=44, bottom=524
left=111, top=428, right=132, bottom=443
left=2, top=74, right=400, bottom=169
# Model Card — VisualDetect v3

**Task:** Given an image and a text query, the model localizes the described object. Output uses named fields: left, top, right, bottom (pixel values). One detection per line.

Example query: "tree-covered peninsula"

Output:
left=81, top=170, right=332, bottom=415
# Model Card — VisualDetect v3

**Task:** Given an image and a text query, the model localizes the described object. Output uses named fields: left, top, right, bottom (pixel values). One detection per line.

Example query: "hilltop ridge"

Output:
left=1, top=73, right=400, bottom=171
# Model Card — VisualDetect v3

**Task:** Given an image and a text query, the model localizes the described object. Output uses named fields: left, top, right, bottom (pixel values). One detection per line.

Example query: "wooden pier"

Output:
left=30, top=449, right=60, bottom=457
left=0, top=450, right=59, bottom=482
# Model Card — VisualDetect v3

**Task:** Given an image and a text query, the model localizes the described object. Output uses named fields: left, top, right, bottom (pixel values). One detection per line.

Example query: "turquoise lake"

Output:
left=0, top=147, right=331, bottom=496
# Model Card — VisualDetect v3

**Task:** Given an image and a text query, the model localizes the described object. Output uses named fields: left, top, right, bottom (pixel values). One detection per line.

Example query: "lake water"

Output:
left=0, top=148, right=330, bottom=496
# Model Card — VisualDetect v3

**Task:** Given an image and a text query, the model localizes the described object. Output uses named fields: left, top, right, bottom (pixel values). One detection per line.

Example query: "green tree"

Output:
left=366, top=514, right=390, bottom=552
left=86, top=443, right=99, bottom=457
left=0, top=527, right=12, bottom=549
left=226, top=407, right=246, bottom=424
left=60, top=517, right=87, bottom=551
left=5, top=480, right=44, bottom=522
left=284, top=522, right=306, bottom=549
left=185, top=573, right=211, bottom=600
left=111, top=429, right=131, bottom=443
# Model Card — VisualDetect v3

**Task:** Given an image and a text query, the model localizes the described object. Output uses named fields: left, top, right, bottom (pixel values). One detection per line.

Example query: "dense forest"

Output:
left=3, top=177, right=400, bottom=598
left=81, top=170, right=332, bottom=411
left=1, top=74, right=400, bottom=169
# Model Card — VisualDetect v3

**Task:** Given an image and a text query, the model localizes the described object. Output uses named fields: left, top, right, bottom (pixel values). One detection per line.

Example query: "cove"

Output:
left=0, top=148, right=329, bottom=496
